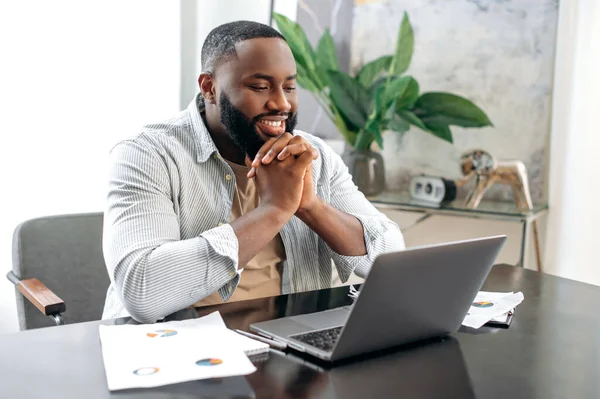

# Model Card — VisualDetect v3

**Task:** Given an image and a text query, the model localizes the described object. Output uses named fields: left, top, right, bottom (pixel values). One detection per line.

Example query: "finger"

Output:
left=252, top=137, right=278, bottom=167
left=277, top=143, right=310, bottom=161
left=245, top=156, right=256, bottom=178
left=302, top=162, right=313, bottom=179
left=261, top=133, right=294, bottom=164
left=295, top=148, right=319, bottom=169
left=275, top=136, right=311, bottom=160
left=261, top=134, right=293, bottom=164
left=310, top=147, right=319, bottom=160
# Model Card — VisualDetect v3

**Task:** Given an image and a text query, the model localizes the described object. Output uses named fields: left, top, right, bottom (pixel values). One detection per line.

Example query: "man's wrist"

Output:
left=296, top=198, right=326, bottom=223
left=259, top=203, right=295, bottom=226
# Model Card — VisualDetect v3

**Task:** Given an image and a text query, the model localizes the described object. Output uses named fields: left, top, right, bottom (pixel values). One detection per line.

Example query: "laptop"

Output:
left=250, top=235, right=506, bottom=362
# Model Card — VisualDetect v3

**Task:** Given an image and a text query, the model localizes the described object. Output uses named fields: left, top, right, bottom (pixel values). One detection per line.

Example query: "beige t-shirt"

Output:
left=193, top=158, right=286, bottom=307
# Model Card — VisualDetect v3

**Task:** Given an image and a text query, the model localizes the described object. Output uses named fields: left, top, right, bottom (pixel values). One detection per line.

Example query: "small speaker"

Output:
left=409, top=176, right=457, bottom=205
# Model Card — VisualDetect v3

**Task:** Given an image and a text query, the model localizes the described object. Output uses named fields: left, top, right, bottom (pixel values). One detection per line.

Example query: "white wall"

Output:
left=180, top=0, right=273, bottom=109
left=544, top=0, right=600, bottom=285
left=0, top=1, right=181, bottom=334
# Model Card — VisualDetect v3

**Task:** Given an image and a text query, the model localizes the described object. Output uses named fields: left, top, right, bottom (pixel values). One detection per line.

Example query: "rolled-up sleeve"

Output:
left=322, top=144, right=405, bottom=282
left=103, top=140, right=239, bottom=323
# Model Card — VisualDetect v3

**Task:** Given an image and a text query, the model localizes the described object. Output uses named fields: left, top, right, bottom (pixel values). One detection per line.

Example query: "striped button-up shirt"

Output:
left=102, top=94, right=405, bottom=323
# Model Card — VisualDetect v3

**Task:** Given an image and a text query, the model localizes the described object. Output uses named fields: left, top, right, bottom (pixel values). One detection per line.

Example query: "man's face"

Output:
left=219, top=91, right=297, bottom=160
left=215, top=37, right=299, bottom=159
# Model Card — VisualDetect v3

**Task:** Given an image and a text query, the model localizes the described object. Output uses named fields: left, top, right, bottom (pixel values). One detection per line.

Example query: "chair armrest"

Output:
left=6, top=272, right=66, bottom=316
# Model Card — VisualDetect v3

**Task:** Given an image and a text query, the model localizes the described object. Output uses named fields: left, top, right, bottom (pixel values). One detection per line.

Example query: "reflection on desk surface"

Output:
left=162, top=286, right=355, bottom=332
left=246, top=336, right=474, bottom=399
left=325, top=336, right=474, bottom=399
left=119, top=375, right=256, bottom=399
left=371, top=190, right=548, bottom=217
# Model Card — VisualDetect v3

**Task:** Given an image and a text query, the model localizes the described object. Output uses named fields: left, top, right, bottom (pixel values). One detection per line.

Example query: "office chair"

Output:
left=7, top=213, right=109, bottom=330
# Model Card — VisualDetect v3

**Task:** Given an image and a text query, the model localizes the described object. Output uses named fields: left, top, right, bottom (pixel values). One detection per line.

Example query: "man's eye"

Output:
left=250, top=86, right=268, bottom=91
left=284, top=87, right=296, bottom=92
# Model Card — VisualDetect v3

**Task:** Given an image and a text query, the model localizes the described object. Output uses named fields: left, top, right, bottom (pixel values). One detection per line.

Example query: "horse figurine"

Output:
left=456, top=149, right=533, bottom=211
left=455, top=149, right=542, bottom=271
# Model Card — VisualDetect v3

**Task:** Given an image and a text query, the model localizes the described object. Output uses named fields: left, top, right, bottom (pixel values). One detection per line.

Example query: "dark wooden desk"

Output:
left=1, top=264, right=599, bottom=398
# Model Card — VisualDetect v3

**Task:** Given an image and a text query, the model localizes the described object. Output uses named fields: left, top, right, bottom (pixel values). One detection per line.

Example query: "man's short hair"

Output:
left=201, top=20, right=286, bottom=73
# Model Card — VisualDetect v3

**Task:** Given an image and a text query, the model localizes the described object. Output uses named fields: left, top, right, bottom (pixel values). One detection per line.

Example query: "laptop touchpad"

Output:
left=291, top=308, right=350, bottom=330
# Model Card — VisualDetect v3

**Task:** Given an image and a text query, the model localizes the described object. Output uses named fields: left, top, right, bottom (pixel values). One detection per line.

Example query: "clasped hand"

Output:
left=244, top=133, right=319, bottom=215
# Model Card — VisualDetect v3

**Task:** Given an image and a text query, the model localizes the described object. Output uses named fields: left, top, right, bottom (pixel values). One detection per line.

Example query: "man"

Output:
left=102, top=20, right=404, bottom=323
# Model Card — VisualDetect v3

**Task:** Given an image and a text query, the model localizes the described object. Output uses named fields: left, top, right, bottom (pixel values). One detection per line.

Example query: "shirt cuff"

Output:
left=330, top=251, right=370, bottom=282
left=200, top=223, right=239, bottom=264
left=327, top=213, right=381, bottom=282
left=217, top=267, right=244, bottom=301
left=199, top=224, right=241, bottom=301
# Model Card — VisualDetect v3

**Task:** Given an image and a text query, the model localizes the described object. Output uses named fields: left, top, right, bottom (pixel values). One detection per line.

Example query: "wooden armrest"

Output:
left=17, top=278, right=66, bottom=316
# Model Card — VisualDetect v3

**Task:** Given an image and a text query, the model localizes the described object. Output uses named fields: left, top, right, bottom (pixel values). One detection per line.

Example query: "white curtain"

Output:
left=545, top=0, right=600, bottom=285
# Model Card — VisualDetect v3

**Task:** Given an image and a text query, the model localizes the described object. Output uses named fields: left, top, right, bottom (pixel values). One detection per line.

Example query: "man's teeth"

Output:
left=259, top=119, right=283, bottom=127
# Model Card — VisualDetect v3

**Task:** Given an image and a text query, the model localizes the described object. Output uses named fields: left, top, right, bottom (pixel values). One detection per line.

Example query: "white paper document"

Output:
left=99, top=311, right=257, bottom=391
left=461, top=291, right=524, bottom=329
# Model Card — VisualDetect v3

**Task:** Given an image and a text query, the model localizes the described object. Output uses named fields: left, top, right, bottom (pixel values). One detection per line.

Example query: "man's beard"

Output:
left=219, top=92, right=298, bottom=160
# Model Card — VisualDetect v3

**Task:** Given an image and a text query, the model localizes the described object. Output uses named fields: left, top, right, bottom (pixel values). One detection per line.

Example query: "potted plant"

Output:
left=273, top=12, right=493, bottom=196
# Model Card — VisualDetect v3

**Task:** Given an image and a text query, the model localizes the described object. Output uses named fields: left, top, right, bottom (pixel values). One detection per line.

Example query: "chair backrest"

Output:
left=11, top=213, right=109, bottom=330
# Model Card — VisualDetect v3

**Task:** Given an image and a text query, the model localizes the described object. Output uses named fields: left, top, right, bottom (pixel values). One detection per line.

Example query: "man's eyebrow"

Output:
left=248, top=73, right=297, bottom=81
left=249, top=73, right=272, bottom=80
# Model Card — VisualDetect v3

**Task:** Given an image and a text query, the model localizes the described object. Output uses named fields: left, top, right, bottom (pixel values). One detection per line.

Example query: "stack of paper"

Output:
left=461, top=291, right=524, bottom=329
left=99, top=311, right=258, bottom=391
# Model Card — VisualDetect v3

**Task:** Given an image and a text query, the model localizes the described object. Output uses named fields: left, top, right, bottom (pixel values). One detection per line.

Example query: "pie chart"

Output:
left=196, top=358, right=223, bottom=366
left=473, top=301, right=494, bottom=308
left=133, top=367, right=159, bottom=376
left=146, top=329, right=178, bottom=338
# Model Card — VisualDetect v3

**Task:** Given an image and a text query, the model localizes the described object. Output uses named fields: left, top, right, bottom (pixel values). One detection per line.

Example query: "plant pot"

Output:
left=341, top=149, right=386, bottom=197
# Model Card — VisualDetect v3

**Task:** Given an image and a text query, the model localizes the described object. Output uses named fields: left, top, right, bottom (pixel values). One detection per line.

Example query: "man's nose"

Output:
left=266, top=87, right=292, bottom=112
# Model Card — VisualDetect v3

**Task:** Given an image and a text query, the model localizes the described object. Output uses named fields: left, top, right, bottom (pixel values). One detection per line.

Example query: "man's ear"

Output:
left=198, top=72, right=217, bottom=104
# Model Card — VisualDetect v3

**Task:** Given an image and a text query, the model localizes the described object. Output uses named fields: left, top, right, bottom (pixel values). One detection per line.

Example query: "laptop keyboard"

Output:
left=289, top=326, right=343, bottom=352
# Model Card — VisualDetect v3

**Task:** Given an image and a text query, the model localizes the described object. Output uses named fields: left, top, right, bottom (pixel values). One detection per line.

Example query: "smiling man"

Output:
left=102, top=21, right=405, bottom=323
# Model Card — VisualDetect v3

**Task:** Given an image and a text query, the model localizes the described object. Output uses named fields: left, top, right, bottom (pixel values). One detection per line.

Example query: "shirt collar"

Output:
left=187, top=93, right=218, bottom=163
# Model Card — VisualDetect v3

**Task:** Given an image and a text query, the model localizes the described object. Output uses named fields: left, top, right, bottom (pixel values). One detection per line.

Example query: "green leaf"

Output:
left=397, top=108, right=454, bottom=143
left=363, top=124, right=384, bottom=149
left=423, top=121, right=453, bottom=143
left=396, top=109, right=427, bottom=130
left=414, top=92, right=493, bottom=127
left=354, top=129, right=377, bottom=150
left=327, top=70, right=370, bottom=129
left=384, top=99, right=397, bottom=120
left=371, top=129, right=384, bottom=149
left=390, top=12, right=414, bottom=76
left=388, top=114, right=410, bottom=133
left=383, top=76, right=411, bottom=108
left=369, top=83, right=395, bottom=126
left=273, top=13, right=321, bottom=87
left=364, top=76, right=414, bottom=143
left=368, top=76, right=388, bottom=101
left=372, top=83, right=386, bottom=118
left=395, top=77, right=419, bottom=109
left=367, top=76, right=410, bottom=118
left=363, top=86, right=386, bottom=149
left=357, top=55, right=393, bottom=88
left=295, top=62, right=320, bottom=93
left=315, top=29, right=339, bottom=84
left=365, top=117, right=378, bottom=134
